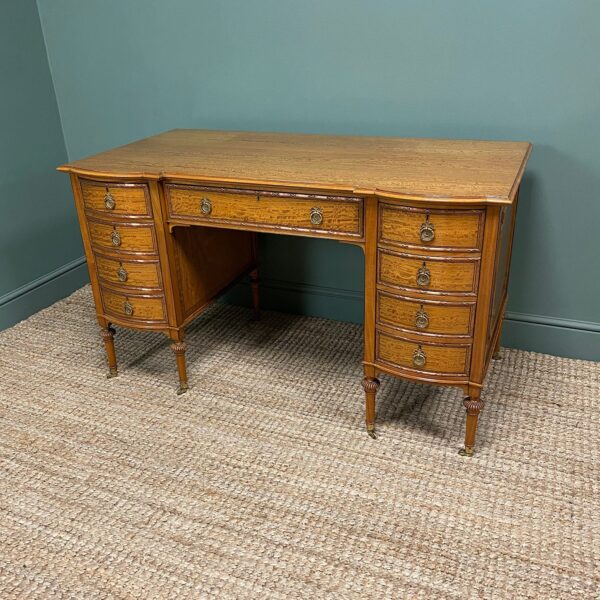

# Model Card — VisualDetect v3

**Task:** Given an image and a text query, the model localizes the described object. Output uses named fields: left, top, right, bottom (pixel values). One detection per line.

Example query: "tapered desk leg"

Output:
left=100, top=325, right=118, bottom=378
left=493, top=313, right=504, bottom=360
left=460, top=393, right=485, bottom=456
left=249, top=268, right=260, bottom=320
left=171, top=340, right=189, bottom=395
left=362, top=366, right=380, bottom=439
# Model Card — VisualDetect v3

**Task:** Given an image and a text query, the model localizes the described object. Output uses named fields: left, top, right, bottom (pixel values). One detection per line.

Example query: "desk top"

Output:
left=59, top=129, right=531, bottom=204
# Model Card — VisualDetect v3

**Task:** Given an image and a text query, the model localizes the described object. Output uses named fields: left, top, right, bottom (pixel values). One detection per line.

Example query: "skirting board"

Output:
left=225, top=278, right=600, bottom=362
left=0, top=256, right=89, bottom=330
left=1, top=262, right=597, bottom=362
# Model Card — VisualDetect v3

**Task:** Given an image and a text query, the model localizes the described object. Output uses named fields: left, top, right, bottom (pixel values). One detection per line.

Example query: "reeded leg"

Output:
left=362, top=375, right=380, bottom=439
left=171, top=341, right=189, bottom=395
left=249, top=268, right=260, bottom=320
left=100, top=325, right=118, bottom=378
left=460, top=394, right=485, bottom=456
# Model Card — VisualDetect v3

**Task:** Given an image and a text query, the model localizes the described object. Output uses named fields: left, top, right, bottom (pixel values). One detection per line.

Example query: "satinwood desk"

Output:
left=59, top=129, right=531, bottom=455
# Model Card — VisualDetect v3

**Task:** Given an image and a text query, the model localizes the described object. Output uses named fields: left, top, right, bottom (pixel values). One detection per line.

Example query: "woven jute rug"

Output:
left=0, top=286, right=598, bottom=599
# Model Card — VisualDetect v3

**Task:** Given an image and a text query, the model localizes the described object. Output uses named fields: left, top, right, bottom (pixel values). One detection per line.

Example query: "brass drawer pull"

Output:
left=123, top=300, right=134, bottom=316
left=420, top=213, right=435, bottom=242
left=117, top=266, right=128, bottom=282
left=416, top=262, right=431, bottom=287
left=104, top=192, right=116, bottom=210
left=413, top=346, right=427, bottom=368
left=415, top=305, right=429, bottom=329
left=111, top=229, right=121, bottom=247
left=200, top=198, right=212, bottom=215
left=310, top=207, right=323, bottom=226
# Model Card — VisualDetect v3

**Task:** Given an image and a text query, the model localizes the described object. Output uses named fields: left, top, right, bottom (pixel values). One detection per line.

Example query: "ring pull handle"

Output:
left=420, top=212, right=435, bottom=242
left=111, top=228, right=121, bottom=247
left=415, top=305, right=429, bottom=329
left=104, top=191, right=116, bottom=210
left=310, top=207, right=323, bottom=226
left=117, top=264, right=128, bottom=282
left=412, top=346, right=427, bottom=368
left=416, top=262, right=431, bottom=287
left=200, top=198, right=212, bottom=215
left=123, top=300, right=134, bottom=317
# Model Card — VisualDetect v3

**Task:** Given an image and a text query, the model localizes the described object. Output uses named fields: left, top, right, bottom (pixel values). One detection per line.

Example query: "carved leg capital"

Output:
left=361, top=377, right=380, bottom=394
left=170, top=341, right=189, bottom=395
left=463, top=396, right=485, bottom=415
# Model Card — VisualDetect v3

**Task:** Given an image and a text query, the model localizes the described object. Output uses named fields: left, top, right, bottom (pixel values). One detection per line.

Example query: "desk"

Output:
left=59, top=129, right=531, bottom=455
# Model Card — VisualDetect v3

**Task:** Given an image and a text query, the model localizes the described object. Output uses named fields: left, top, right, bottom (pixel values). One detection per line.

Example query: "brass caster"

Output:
left=251, top=312, right=260, bottom=322
left=106, top=367, right=118, bottom=379
left=176, top=383, right=189, bottom=395
left=367, top=425, right=377, bottom=440
left=458, top=447, right=474, bottom=457
left=492, top=352, right=503, bottom=360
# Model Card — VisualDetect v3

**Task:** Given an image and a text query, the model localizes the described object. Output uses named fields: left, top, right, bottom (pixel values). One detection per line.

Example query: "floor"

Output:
left=0, top=286, right=598, bottom=599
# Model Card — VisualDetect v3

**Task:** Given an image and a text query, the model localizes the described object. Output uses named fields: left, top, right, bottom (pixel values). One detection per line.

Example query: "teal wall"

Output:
left=0, top=0, right=88, bottom=328
left=3, top=0, right=599, bottom=359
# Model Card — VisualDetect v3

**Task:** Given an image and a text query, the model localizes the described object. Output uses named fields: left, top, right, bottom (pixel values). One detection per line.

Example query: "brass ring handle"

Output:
left=420, top=219, right=435, bottom=242
left=413, top=346, right=427, bottom=368
left=123, top=300, right=134, bottom=317
left=104, top=193, right=116, bottom=210
left=111, top=230, right=121, bottom=247
left=415, top=306, right=429, bottom=329
left=416, top=263, right=431, bottom=287
left=117, top=266, right=128, bottom=282
left=310, top=207, right=323, bottom=226
left=200, top=198, right=212, bottom=215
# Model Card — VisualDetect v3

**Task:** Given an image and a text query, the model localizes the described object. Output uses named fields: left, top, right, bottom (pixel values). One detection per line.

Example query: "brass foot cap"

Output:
left=492, top=352, right=503, bottom=360
left=106, top=368, right=118, bottom=379
left=458, top=447, right=474, bottom=457
left=176, top=384, right=189, bottom=395
left=367, top=425, right=377, bottom=440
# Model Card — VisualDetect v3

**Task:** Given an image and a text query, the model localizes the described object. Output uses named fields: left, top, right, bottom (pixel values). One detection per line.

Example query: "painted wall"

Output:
left=7, top=0, right=599, bottom=359
left=0, top=0, right=88, bottom=328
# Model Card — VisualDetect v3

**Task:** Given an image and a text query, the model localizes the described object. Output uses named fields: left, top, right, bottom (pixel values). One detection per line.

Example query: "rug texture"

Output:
left=0, top=286, right=598, bottom=599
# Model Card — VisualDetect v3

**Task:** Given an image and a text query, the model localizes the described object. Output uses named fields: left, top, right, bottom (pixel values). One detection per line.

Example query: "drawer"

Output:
left=379, top=204, right=483, bottom=251
left=95, top=254, right=162, bottom=290
left=377, top=331, right=470, bottom=376
left=377, top=292, right=474, bottom=337
left=81, top=180, right=151, bottom=218
left=166, top=186, right=363, bottom=237
left=100, top=286, right=167, bottom=323
left=88, top=219, right=157, bottom=254
left=378, top=249, right=479, bottom=295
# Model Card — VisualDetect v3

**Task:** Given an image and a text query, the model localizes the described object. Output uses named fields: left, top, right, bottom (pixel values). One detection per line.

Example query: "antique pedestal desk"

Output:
left=59, top=129, right=531, bottom=455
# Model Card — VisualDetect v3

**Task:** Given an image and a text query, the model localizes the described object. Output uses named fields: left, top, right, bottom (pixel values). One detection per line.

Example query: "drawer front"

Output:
left=88, top=220, right=157, bottom=254
left=166, top=186, right=363, bottom=237
left=379, top=204, right=483, bottom=251
left=379, top=250, right=479, bottom=294
left=81, top=180, right=151, bottom=218
left=95, top=254, right=162, bottom=290
left=377, top=332, right=470, bottom=376
left=377, top=292, right=474, bottom=337
left=100, top=287, right=167, bottom=323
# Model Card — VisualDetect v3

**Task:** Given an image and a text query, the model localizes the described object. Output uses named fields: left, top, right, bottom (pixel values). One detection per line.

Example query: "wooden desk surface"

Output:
left=60, top=129, right=531, bottom=204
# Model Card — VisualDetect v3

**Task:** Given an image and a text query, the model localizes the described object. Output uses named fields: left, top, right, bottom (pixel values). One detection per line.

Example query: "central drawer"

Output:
left=165, top=185, right=363, bottom=238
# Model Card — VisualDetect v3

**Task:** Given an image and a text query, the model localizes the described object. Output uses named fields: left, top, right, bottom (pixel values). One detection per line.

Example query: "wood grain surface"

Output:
left=59, top=129, right=531, bottom=203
